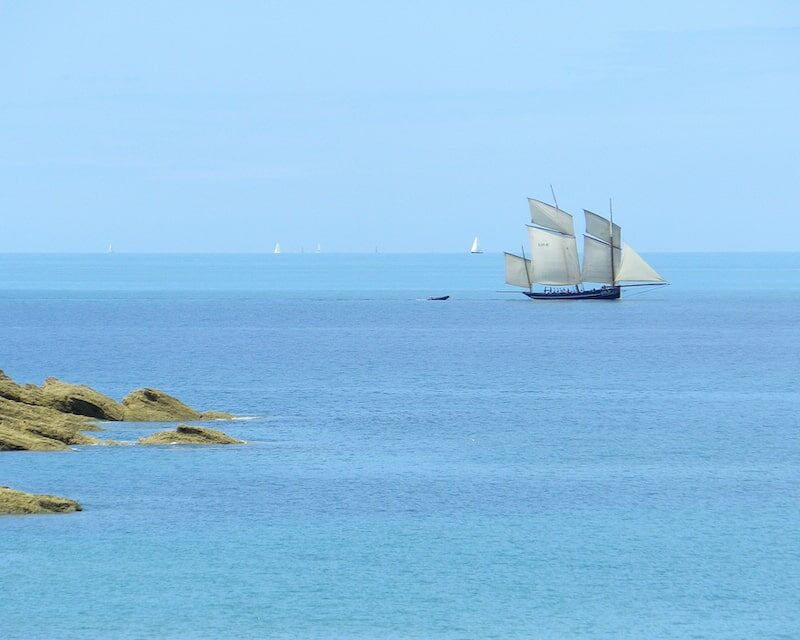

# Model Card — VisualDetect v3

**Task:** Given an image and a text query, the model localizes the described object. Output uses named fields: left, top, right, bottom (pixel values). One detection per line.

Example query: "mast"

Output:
left=609, top=198, right=615, bottom=285
left=550, top=184, right=558, bottom=210
left=520, top=244, right=532, bottom=292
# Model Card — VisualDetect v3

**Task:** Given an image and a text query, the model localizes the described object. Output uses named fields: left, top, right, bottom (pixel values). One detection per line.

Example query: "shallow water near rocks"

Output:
left=1, top=253, right=799, bottom=639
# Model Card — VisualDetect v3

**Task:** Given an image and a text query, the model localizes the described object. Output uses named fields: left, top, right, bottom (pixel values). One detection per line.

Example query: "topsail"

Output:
left=528, top=199, right=576, bottom=236
left=584, top=209, right=621, bottom=247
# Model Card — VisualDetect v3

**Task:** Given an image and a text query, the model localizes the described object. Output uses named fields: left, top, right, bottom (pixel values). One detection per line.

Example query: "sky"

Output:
left=1, top=1, right=799, bottom=252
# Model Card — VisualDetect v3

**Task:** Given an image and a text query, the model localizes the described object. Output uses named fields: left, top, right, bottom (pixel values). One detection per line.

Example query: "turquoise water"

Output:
left=1, top=253, right=799, bottom=639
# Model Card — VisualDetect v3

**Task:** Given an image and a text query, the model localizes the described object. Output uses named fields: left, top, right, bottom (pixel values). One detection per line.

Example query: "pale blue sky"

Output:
left=2, top=1, right=798, bottom=252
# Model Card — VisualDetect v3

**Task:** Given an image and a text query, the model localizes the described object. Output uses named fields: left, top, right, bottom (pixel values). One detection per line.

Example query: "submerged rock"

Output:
left=0, top=486, right=82, bottom=515
left=138, top=424, right=244, bottom=446
left=122, top=388, right=233, bottom=422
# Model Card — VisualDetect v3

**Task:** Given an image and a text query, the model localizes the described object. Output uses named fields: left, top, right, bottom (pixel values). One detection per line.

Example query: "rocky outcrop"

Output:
left=122, top=388, right=233, bottom=422
left=0, top=370, right=116, bottom=426
left=0, top=396, right=99, bottom=451
left=37, top=377, right=125, bottom=421
left=0, top=486, right=82, bottom=515
left=0, top=371, right=234, bottom=453
left=0, top=370, right=44, bottom=405
left=1, top=371, right=240, bottom=514
left=138, top=424, right=244, bottom=445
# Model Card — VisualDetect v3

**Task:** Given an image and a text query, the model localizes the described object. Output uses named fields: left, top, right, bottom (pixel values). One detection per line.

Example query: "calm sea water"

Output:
left=1, top=253, right=798, bottom=639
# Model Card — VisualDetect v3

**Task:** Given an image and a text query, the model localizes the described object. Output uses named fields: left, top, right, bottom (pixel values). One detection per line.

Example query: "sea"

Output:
left=1, top=252, right=798, bottom=639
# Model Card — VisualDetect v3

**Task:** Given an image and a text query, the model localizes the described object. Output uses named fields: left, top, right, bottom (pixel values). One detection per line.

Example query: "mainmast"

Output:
left=609, top=198, right=615, bottom=285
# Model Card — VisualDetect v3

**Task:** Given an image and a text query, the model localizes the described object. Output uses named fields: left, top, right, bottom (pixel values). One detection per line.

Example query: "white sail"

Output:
left=273, top=243, right=281, bottom=254
left=504, top=252, right=532, bottom=288
left=527, top=226, right=581, bottom=285
left=470, top=236, right=482, bottom=253
left=528, top=199, right=575, bottom=236
left=581, top=235, right=617, bottom=284
left=584, top=210, right=621, bottom=247
left=615, top=243, right=665, bottom=283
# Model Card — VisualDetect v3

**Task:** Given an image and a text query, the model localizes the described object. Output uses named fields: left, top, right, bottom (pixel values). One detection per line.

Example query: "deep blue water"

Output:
left=1, top=253, right=799, bottom=639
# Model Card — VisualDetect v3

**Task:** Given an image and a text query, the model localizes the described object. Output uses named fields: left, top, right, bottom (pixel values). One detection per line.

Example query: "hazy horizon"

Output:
left=2, top=1, right=798, bottom=253
left=1, top=249, right=798, bottom=256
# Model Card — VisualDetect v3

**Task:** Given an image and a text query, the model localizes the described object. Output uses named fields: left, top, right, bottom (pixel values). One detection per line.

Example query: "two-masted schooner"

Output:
left=504, top=197, right=666, bottom=300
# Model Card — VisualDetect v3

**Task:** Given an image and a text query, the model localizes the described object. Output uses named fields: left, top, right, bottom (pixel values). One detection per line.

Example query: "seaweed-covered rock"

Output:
left=122, top=388, right=233, bottom=422
left=0, top=486, right=82, bottom=515
left=138, top=424, right=244, bottom=446
left=38, top=377, right=125, bottom=421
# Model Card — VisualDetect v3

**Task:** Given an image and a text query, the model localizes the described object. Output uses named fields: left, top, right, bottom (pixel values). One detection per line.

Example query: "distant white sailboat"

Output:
left=315, top=243, right=321, bottom=254
left=107, top=243, right=113, bottom=253
left=273, top=243, right=281, bottom=254
left=470, top=236, right=483, bottom=254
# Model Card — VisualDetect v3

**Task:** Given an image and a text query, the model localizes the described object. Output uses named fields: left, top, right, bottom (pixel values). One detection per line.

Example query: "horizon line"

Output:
left=0, top=250, right=799, bottom=256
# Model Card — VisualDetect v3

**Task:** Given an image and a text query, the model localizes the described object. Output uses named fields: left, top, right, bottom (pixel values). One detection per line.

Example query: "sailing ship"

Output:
left=273, top=242, right=281, bottom=255
left=470, top=236, right=483, bottom=254
left=504, top=197, right=667, bottom=300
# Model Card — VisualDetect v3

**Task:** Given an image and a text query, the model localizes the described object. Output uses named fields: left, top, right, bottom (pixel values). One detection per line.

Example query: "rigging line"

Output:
left=620, top=285, right=665, bottom=300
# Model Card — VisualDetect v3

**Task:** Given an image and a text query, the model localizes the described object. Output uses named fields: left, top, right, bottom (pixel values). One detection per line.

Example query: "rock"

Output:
left=0, top=372, right=234, bottom=452
left=138, top=424, right=244, bottom=445
left=0, top=370, right=43, bottom=404
left=199, top=410, right=235, bottom=421
left=0, top=370, right=118, bottom=425
left=38, top=377, right=125, bottom=421
left=122, top=388, right=233, bottom=422
left=0, top=423, right=69, bottom=451
left=0, top=486, right=81, bottom=515
left=0, top=397, right=99, bottom=451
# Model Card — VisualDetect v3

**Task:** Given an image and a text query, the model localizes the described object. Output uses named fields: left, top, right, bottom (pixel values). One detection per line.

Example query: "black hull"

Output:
left=427, top=295, right=450, bottom=301
left=523, top=286, right=620, bottom=300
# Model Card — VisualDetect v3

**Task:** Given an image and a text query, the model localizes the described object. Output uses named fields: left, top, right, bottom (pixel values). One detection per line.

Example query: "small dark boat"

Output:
left=427, top=295, right=450, bottom=301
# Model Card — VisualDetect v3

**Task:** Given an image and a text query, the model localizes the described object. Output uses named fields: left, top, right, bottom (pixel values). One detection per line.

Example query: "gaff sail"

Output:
left=504, top=252, right=532, bottom=288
